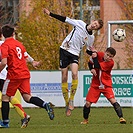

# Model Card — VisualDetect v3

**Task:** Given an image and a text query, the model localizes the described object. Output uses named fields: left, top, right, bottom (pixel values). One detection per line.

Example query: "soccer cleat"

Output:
left=45, top=102, right=55, bottom=120
left=66, top=106, right=71, bottom=116
left=81, top=119, right=88, bottom=125
left=0, top=122, right=9, bottom=128
left=68, top=100, right=74, bottom=111
left=21, top=115, right=31, bottom=128
left=119, top=117, right=126, bottom=124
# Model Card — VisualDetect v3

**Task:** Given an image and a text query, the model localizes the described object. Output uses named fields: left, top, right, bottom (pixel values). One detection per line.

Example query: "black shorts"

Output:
left=59, top=48, right=79, bottom=68
left=0, top=79, right=5, bottom=92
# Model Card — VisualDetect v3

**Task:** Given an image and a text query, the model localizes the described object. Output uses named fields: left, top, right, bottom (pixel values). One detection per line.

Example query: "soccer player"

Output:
left=43, top=8, right=103, bottom=116
left=0, top=31, right=43, bottom=128
left=0, top=24, right=55, bottom=128
left=81, top=47, right=126, bottom=124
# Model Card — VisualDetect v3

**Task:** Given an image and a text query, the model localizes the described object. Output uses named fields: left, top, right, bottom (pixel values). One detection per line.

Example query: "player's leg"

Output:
left=69, top=63, right=78, bottom=110
left=0, top=79, right=18, bottom=128
left=0, top=79, right=30, bottom=128
left=109, top=98, right=126, bottom=124
left=61, top=68, right=72, bottom=116
left=81, top=101, right=91, bottom=124
left=20, top=78, right=54, bottom=120
left=81, top=87, right=100, bottom=124
left=23, top=94, right=55, bottom=120
left=104, top=87, right=126, bottom=124
left=0, top=94, right=10, bottom=128
left=0, top=79, right=5, bottom=118
left=61, top=68, right=69, bottom=107
left=10, top=97, right=27, bottom=118
left=10, top=96, right=30, bottom=128
left=59, top=48, right=71, bottom=116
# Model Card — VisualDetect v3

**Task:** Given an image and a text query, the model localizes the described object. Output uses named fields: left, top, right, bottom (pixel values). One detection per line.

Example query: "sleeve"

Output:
left=50, top=12, right=66, bottom=22
left=88, top=61, right=93, bottom=70
left=86, top=49, right=93, bottom=56
left=24, top=52, right=34, bottom=62
left=88, top=57, right=94, bottom=70
left=65, top=17, right=85, bottom=27
left=93, top=57, right=101, bottom=69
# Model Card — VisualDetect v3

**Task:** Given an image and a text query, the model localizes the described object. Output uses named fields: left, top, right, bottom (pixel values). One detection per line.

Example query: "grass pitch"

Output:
left=0, top=107, right=133, bottom=133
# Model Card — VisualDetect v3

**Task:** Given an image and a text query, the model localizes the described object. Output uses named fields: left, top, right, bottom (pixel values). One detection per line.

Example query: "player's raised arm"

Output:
left=44, top=8, right=66, bottom=22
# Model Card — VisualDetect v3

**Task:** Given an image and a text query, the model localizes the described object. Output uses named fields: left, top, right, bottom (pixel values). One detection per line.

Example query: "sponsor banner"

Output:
left=21, top=71, right=80, bottom=107
left=21, top=70, right=133, bottom=107
left=83, top=74, right=133, bottom=98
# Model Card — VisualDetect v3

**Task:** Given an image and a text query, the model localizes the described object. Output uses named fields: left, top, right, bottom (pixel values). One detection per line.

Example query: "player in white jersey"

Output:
left=44, top=8, right=103, bottom=116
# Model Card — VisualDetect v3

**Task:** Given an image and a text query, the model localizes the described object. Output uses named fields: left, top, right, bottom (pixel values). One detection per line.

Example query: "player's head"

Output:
left=89, top=19, right=103, bottom=30
left=1, top=24, right=14, bottom=38
left=104, top=47, right=116, bottom=61
left=97, top=19, right=103, bottom=30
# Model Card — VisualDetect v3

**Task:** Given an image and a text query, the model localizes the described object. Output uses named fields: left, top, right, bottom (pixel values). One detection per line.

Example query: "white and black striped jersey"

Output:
left=49, top=12, right=95, bottom=56
left=60, top=17, right=94, bottom=56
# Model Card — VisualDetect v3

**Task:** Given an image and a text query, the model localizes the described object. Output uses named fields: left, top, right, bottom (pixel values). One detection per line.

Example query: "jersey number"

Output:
left=16, top=47, right=22, bottom=59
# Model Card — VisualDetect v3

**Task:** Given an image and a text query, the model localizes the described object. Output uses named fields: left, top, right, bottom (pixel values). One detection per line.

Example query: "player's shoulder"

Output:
left=97, top=51, right=104, bottom=56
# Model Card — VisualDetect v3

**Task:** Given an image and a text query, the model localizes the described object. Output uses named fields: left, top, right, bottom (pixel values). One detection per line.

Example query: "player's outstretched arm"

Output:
left=43, top=8, right=66, bottom=22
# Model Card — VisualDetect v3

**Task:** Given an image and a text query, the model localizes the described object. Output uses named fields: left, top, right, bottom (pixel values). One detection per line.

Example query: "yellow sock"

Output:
left=10, top=97, right=26, bottom=119
left=70, top=79, right=78, bottom=101
left=62, top=83, right=69, bottom=106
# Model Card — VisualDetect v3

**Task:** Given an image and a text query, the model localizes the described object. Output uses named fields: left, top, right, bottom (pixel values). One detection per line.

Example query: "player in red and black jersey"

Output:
left=81, top=47, right=126, bottom=124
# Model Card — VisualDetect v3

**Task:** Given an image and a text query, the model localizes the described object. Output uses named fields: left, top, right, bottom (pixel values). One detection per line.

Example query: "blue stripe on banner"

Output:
left=30, top=83, right=71, bottom=93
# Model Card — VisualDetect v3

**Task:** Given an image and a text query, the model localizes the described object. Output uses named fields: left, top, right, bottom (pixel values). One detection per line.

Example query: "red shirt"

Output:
left=90, top=52, right=114, bottom=88
left=1, top=38, right=30, bottom=79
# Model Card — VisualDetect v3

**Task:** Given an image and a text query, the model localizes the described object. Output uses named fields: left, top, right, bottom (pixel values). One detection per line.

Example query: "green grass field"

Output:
left=0, top=107, right=133, bottom=133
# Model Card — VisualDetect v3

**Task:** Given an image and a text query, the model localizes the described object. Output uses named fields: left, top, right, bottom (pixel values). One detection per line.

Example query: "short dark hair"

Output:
left=1, top=24, right=14, bottom=38
left=97, top=18, right=103, bottom=30
left=106, top=47, right=116, bottom=56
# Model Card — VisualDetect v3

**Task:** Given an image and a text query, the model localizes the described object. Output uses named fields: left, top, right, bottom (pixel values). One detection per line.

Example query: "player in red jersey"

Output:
left=81, top=47, right=126, bottom=124
left=0, top=24, right=54, bottom=128
left=0, top=30, right=43, bottom=128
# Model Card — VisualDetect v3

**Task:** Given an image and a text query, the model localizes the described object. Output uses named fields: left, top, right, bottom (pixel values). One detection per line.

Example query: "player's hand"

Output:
left=91, top=69, right=97, bottom=76
left=89, top=46, right=97, bottom=52
left=92, top=52, right=97, bottom=58
left=44, top=8, right=50, bottom=15
left=32, top=60, right=42, bottom=69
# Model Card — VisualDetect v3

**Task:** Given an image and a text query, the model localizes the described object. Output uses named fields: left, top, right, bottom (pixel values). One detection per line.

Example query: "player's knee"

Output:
left=85, top=101, right=91, bottom=108
left=22, top=94, right=31, bottom=103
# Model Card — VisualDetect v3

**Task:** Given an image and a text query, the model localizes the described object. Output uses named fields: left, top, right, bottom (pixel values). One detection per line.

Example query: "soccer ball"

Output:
left=112, top=28, right=126, bottom=42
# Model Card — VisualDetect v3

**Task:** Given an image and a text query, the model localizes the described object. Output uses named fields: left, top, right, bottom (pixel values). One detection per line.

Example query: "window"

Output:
left=72, top=0, right=100, bottom=23
left=0, top=0, right=19, bottom=25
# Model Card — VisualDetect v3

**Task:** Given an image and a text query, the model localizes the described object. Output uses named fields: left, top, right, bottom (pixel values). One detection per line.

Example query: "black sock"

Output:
left=29, top=96, right=46, bottom=108
left=1, top=101, right=10, bottom=124
left=113, top=102, right=123, bottom=118
left=83, top=105, right=90, bottom=119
